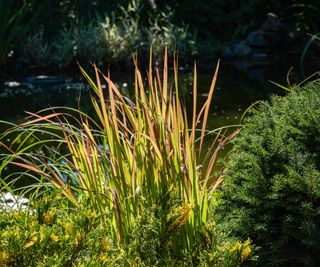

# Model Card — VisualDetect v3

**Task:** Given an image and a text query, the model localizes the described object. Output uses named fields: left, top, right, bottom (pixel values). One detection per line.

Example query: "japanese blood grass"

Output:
left=0, top=49, right=239, bottom=249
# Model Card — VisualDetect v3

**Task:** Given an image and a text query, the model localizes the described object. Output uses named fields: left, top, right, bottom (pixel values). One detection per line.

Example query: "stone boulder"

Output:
left=222, top=12, right=288, bottom=59
left=246, top=30, right=284, bottom=48
left=260, top=12, right=287, bottom=32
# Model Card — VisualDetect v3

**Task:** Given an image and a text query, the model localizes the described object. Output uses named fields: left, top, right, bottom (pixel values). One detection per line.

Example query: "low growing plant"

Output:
left=0, top=190, right=253, bottom=266
left=0, top=192, right=125, bottom=266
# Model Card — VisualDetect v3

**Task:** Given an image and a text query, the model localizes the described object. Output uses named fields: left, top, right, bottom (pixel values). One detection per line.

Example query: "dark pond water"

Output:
left=1, top=56, right=318, bottom=129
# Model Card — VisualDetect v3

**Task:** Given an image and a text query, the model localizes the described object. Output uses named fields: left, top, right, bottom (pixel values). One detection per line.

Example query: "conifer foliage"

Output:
left=220, top=80, right=320, bottom=266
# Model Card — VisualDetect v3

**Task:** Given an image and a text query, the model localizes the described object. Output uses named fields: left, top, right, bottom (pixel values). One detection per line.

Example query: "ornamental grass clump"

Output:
left=0, top=49, right=252, bottom=264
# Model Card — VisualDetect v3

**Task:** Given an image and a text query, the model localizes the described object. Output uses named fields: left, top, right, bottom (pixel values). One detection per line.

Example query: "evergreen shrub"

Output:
left=219, top=80, right=320, bottom=266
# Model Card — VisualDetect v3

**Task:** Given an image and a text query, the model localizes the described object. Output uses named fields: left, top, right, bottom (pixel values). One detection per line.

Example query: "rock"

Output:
left=222, top=12, right=296, bottom=61
left=4, top=81, right=21, bottom=87
left=222, top=45, right=236, bottom=58
left=246, top=13, right=287, bottom=49
left=246, top=30, right=283, bottom=48
left=251, top=52, right=269, bottom=61
left=233, top=60, right=251, bottom=71
left=0, top=192, right=30, bottom=211
left=222, top=41, right=253, bottom=58
left=25, top=75, right=67, bottom=85
left=233, top=42, right=253, bottom=57
left=260, top=12, right=287, bottom=32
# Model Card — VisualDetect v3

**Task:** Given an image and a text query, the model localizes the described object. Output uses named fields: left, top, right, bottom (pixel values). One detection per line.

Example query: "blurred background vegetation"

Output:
left=2, top=0, right=320, bottom=72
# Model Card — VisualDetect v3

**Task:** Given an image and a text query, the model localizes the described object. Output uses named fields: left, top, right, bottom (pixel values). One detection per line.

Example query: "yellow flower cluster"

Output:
left=228, top=239, right=252, bottom=262
left=101, top=237, right=109, bottom=252
left=241, top=246, right=251, bottom=261
left=50, top=234, right=59, bottom=243
left=24, top=235, right=37, bottom=249
left=43, top=209, right=56, bottom=225
left=0, top=252, right=8, bottom=264
left=63, top=222, right=73, bottom=235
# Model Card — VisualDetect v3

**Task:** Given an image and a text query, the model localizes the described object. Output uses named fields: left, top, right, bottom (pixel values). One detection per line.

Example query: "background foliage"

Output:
left=2, top=0, right=320, bottom=70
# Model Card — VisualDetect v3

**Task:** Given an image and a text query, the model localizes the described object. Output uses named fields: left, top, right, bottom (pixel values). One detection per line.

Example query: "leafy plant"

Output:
left=145, top=5, right=196, bottom=56
left=127, top=189, right=254, bottom=266
left=53, top=19, right=107, bottom=67
left=20, top=27, right=53, bottom=67
left=0, top=192, right=124, bottom=266
left=218, top=79, right=320, bottom=266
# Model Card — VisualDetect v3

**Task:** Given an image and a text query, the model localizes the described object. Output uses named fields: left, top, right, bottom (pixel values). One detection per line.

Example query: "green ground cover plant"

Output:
left=0, top=50, right=253, bottom=266
left=0, top=191, right=253, bottom=266
left=218, top=79, right=320, bottom=266
left=3, top=0, right=320, bottom=71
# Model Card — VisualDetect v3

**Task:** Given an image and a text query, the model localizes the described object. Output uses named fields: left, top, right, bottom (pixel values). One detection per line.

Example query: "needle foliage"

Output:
left=219, top=79, right=320, bottom=266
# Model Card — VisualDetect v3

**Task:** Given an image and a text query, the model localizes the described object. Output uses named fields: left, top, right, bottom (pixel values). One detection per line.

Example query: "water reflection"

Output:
left=0, top=56, right=319, bottom=128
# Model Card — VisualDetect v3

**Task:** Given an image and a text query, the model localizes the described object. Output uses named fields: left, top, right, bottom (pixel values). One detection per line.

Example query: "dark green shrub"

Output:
left=219, top=80, right=320, bottom=266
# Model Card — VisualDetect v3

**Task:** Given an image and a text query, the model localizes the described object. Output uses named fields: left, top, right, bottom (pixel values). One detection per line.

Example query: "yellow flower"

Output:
left=24, top=236, right=37, bottom=249
left=207, top=252, right=214, bottom=262
left=12, top=228, right=20, bottom=238
left=43, top=212, right=54, bottom=225
left=12, top=211, right=20, bottom=219
left=63, top=222, right=73, bottom=235
left=99, top=253, right=108, bottom=263
left=39, top=226, right=45, bottom=242
left=201, top=225, right=211, bottom=244
left=53, top=194, right=61, bottom=201
left=63, top=235, right=70, bottom=241
left=0, top=252, right=8, bottom=263
left=56, top=218, right=63, bottom=226
left=101, top=237, right=109, bottom=252
left=74, top=231, right=81, bottom=246
left=229, top=241, right=242, bottom=253
left=50, top=234, right=59, bottom=243
left=134, top=257, right=141, bottom=264
left=90, top=211, right=96, bottom=218
left=241, top=246, right=251, bottom=261
left=76, top=232, right=81, bottom=241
